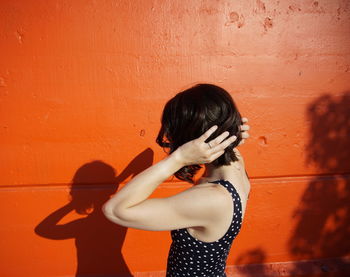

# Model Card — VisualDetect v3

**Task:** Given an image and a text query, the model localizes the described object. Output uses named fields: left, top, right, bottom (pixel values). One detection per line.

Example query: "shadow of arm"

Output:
left=34, top=202, right=79, bottom=240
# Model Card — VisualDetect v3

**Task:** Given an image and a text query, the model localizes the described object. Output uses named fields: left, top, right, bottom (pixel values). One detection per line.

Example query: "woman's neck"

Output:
left=198, top=160, right=241, bottom=184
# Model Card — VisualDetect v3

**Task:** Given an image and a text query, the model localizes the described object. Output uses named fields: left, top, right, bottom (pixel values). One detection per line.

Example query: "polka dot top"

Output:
left=166, top=180, right=243, bottom=277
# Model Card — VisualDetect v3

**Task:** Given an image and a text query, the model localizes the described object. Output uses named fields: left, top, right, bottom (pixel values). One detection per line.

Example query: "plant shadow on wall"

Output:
left=288, top=92, right=350, bottom=275
left=232, top=92, right=350, bottom=277
left=233, top=248, right=268, bottom=276
left=35, top=148, right=154, bottom=277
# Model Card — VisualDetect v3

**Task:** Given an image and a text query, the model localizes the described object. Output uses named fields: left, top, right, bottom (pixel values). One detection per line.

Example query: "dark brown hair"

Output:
left=156, top=83, right=242, bottom=183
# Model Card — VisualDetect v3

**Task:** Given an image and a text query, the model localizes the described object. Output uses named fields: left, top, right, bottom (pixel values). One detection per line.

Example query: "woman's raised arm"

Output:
left=102, top=125, right=237, bottom=230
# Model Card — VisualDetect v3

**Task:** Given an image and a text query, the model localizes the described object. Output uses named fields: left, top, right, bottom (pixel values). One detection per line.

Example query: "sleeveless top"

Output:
left=166, top=180, right=243, bottom=277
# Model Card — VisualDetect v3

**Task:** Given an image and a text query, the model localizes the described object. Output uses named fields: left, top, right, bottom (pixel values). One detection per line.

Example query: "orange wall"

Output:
left=1, top=0, right=350, bottom=276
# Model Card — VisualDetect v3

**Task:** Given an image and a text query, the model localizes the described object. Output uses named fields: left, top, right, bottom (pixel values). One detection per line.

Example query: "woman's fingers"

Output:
left=240, top=124, right=250, bottom=131
left=240, top=117, right=249, bottom=131
left=200, top=125, right=237, bottom=150
left=205, top=135, right=236, bottom=161
left=211, top=135, right=237, bottom=153
left=198, top=125, right=218, bottom=142
left=210, top=150, right=225, bottom=161
left=207, top=131, right=230, bottom=148
left=239, top=117, right=250, bottom=146
left=239, top=132, right=249, bottom=146
left=242, top=131, right=250, bottom=139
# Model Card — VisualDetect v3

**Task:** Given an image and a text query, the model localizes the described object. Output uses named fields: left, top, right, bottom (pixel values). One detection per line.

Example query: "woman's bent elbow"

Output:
left=102, top=202, right=114, bottom=220
left=102, top=201, right=129, bottom=226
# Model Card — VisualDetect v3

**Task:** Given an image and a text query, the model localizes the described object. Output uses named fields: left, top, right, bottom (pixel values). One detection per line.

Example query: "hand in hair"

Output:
left=239, top=117, right=250, bottom=146
left=173, top=125, right=237, bottom=166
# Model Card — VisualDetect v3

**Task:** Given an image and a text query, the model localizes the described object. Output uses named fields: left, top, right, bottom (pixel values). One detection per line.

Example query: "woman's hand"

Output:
left=172, top=125, right=237, bottom=166
left=239, top=117, right=250, bottom=146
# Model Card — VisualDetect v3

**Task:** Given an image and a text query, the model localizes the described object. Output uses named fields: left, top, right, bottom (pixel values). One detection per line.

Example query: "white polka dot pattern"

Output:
left=166, top=180, right=243, bottom=277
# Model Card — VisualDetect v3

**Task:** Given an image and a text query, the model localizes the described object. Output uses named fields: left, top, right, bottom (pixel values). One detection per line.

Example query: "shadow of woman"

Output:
left=288, top=92, right=350, bottom=275
left=35, top=148, right=154, bottom=277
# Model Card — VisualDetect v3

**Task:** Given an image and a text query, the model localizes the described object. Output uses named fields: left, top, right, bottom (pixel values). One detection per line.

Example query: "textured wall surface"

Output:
left=1, top=0, right=350, bottom=276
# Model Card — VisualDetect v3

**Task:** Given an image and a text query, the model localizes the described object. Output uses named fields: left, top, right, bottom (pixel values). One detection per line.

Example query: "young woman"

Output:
left=103, top=83, right=251, bottom=277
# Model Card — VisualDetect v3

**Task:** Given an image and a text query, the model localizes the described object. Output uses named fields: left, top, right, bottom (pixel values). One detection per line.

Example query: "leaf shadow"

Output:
left=288, top=92, right=350, bottom=275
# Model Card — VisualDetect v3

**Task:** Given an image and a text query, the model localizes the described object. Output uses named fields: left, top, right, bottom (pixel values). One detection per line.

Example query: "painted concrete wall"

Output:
left=1, top=0, right=349, bottom=276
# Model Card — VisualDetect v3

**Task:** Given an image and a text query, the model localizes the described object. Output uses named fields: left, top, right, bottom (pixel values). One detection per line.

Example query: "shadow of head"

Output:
left=69, top=160, right=119, bottom=215
left=70, top=148, right=154, bottom=215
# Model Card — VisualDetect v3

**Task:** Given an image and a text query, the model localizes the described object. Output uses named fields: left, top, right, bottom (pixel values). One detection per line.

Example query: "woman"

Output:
left=103, top=83, right=251, bottom=277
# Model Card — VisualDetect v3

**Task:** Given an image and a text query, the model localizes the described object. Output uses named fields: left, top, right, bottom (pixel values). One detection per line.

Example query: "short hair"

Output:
left=156, top=83, right=242, bottom=183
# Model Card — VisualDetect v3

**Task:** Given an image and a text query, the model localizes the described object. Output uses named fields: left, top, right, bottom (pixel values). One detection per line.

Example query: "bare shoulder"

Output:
left=174, top=183, right=233, bottom=230
left=177, top=183, right=232, bottom=212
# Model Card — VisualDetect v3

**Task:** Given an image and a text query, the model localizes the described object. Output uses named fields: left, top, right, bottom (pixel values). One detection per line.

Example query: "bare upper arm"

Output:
left=103, top=184, right=232, bottom=231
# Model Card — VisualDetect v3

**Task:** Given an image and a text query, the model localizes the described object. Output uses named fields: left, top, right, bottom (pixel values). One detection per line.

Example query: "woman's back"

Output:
left=166, top=179, right=245, bottom=277
left=166, top=151, right=251, bottom=276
